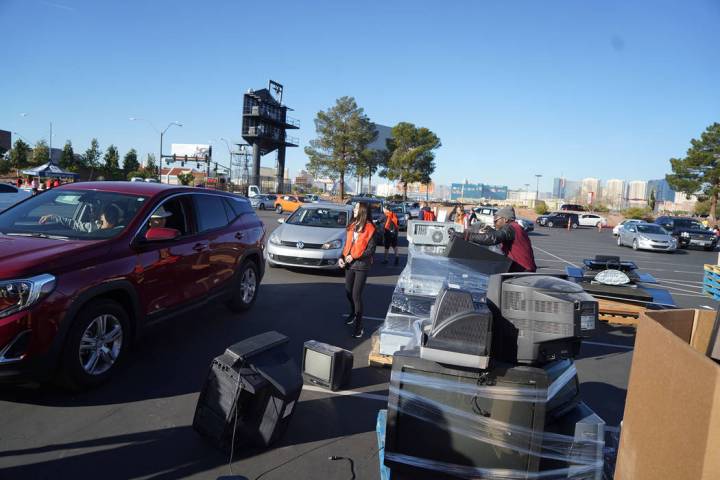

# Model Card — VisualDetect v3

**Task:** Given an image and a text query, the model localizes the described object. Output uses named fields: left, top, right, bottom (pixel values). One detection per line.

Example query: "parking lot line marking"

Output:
left=534, top=247, right=578, bottom=268
left=360, top=315, right=386, bottom=322
left=584, top=341, right=634, bottom=350
left=654, top=277, right=703, bottom=285
left=657, top=284, right=704, bottom=295
left=303, top=384, right=388, bottom=402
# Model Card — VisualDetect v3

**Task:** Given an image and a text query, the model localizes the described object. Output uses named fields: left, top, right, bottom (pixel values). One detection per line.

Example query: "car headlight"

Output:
left=681, top=232, right=690, bottom=237
left=0, top=274, right=56, bottom=319
left=322, top=239, right=343, bottom=250
left=269, top=233, right=281, bottom=245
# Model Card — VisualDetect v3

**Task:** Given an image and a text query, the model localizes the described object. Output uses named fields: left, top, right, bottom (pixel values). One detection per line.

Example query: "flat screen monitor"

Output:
left=302, top=340, right=353, bottom=391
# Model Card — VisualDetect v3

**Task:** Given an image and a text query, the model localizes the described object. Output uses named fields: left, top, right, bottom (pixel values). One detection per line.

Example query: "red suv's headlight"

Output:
left=0, top=274, right=56, bottom=319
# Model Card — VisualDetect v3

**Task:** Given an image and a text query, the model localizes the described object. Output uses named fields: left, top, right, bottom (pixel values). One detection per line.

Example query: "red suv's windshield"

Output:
left=0, top=189, right=148, bottom=240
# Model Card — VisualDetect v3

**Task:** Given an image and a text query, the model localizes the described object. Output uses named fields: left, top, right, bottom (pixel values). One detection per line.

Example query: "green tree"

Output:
left=103, top=145, right=121, bottom=179
left=123, top=148, right=140, bottom=174
left=84, top=138, right=102, bottom=179
left=177, top=172, right=194, bottom=186
left=304, top=96, right=377, bottom=200
left=666, top=122, right=720, bottom=222
left=144, top=153, right=158, bottom=178
left=380, top=122, right=441, bottom=201
left=30, top=140, right=50, bottom=166
left=534, top=201, right=549, bottom=215
left=593, top=204, right=610, bottom=213
left=59, top=141, right=76, bottom=171
left=648, top=189, right=656, bottom=211
left=9, top=139, right=31, bottom=170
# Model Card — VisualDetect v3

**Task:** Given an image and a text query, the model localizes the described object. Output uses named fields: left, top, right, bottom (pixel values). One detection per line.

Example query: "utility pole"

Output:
left=535, top=174, right=542, bottom=200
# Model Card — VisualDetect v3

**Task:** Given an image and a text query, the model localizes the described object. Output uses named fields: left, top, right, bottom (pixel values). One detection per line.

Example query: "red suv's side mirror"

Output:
left=145, top=227, right=180, bottom=242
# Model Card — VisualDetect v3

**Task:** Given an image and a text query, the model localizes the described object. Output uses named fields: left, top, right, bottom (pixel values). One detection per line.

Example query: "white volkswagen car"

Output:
left=266, top=204, right=352, bottom=269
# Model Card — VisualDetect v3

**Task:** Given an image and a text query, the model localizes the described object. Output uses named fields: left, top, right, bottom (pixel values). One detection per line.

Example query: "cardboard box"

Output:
left=614, top=309, right=720, bottom=480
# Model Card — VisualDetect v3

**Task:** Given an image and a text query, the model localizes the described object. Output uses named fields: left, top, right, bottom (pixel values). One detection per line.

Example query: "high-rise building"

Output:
left=581, top=178, right=600, bottom=203
left=604, top=179, right=626, bottom=208
left=647, top=179, right=675, bottom=202
left=553, top=177, right=581, bottom=200
left=627, top=180, right=648, bottom=201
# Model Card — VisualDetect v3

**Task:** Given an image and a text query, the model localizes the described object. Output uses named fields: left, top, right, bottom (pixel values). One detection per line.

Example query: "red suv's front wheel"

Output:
left=227, top=260, right=259, bottom=312
left=60, top=299, right=130, bottom=389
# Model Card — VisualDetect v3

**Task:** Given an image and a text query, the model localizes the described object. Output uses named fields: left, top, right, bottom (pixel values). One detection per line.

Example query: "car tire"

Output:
left=617, top=236, right=623, bottom=247
left=259, top=203, right=265, bottom=211
left=227, top=260, right=260, bottom=312
left=571, top=223, right=579, bottom=229
left=547, top=221, right=554, bottom=228
left=633, top=239, right=639, bottom=251
left=275, top=205, right=283, bottom=214
left=704, top=246, right=714, bottom=251
left=59, top=299, right=130, bottom=390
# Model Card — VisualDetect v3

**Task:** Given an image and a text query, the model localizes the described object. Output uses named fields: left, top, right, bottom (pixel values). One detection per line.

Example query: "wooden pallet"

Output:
left=368, top=333, right=393, bottom=368
left=597, top=297, right=646, bottom=326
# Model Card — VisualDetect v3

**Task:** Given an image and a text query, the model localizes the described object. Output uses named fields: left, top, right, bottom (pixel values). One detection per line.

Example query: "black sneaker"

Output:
left=394, top=257, right=399, bottom=266
left=345, top=314, right=356, bottom=325
left=352, top=328, right=364, bottom=339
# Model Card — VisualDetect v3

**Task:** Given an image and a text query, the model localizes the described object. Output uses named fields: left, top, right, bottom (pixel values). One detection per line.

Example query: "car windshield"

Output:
left=674, top=219, right=704, bottom=229
left=286, top=208, right=348, bottom=228
left=389, top=205, right=404, bottom=214
left=637, top=225, right=666, bottom=234
left=0, top=189, right=147, bottom=240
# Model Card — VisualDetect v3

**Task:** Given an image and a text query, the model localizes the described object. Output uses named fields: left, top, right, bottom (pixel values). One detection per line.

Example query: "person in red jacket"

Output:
left=462, top=205, right=537, bottom=272
left=419, top=202, right=436, bottom=221
left=339, top=202, right=377, bottom=338
left=381, top=205, right=400, bottom=266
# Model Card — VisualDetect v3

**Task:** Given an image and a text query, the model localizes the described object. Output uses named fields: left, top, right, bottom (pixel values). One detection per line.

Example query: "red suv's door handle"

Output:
left=192, top=242, right=209, bottom=252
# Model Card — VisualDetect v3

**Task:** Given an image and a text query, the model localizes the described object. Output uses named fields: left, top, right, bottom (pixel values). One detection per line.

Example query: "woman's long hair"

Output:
left=350, top=202, right=370, bottom=231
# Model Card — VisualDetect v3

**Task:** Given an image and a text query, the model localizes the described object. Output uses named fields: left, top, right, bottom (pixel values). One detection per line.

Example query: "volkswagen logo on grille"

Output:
left=296, top=241, right=305, bottom=249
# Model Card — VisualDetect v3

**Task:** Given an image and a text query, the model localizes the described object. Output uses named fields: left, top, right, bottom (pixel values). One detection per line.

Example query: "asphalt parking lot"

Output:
left=0, top=212, right=717, bottom=479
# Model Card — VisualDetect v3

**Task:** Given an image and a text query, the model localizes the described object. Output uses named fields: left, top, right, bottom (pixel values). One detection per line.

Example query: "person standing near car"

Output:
left=419, top=202, right=436, bottom=221
left=339, top=202, right=377, bottom=338
left=381, top=205, right=400, bottom=266
left=461, top=205, right=537, bottom=272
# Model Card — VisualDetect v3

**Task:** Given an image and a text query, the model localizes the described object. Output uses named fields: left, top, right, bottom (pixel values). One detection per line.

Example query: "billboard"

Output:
left=450, top=183, right=483, bottom=201
left=171, top=144, right=211, bottom=160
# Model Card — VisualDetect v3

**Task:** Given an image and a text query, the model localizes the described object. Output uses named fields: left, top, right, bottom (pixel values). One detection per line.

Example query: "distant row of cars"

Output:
left=536, top=212, right=607, bottom=229
left=614, top=216, right=717, bottom=252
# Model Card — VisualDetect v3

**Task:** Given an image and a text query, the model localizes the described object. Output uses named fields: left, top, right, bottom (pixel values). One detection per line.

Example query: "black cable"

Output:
left=254, top=436, right=346, bottom=480
left=328, top=456, right=356, bottom=480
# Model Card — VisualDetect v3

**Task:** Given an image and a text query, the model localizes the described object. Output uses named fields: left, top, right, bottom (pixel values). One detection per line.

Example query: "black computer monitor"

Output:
left=486, top=273, right=598, bottom=365
left=385, top=349, right=579, bottom=480
left=302, top=340, right=353, bottom=391
left=193, top=331, right=303, bottom=451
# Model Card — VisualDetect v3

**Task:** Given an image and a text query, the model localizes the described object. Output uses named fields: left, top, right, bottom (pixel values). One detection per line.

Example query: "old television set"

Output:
left=193, top=331, right=302, bottom=451
left=421, top=287, right=493, bottom=369
left=444, top=236, right=513, bottom=274
left=486, top=273, right=598, bottom=365
left=385, top=349, right=580, bottom=480
left=302, top=340, right=353, bottom=391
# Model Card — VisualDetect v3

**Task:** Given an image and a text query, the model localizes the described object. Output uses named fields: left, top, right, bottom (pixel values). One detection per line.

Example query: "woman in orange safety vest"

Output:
left=381, top=205, right=400, bottom=266
left=339, top=202, right=377, bottom=338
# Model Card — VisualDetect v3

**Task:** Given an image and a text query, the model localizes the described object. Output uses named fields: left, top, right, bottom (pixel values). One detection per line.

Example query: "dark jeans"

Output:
left=345, top=268, right=368, bottom=329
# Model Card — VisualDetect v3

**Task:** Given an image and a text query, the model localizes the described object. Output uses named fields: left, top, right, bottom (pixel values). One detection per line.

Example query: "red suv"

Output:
left=0, top=182, right=265, bottom=388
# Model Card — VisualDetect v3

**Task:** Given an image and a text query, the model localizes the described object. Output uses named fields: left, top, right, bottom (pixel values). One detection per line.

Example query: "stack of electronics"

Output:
left=378, top=221, right=512, bottom=357
left=382, top=243, right=607, bottom=478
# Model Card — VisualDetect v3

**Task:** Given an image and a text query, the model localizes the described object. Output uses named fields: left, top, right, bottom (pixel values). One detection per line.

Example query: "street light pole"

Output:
left=535, top=174, right=542, bottom=200
left=130, top=118, right=182, bottom=183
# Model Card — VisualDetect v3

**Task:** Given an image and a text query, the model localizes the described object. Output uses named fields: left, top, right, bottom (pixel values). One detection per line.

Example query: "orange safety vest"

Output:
left=384, top=212, right=399, bottom=231
left=422, top=210, right=436, bottom=221
left=343, top=222, right=377, bottom=259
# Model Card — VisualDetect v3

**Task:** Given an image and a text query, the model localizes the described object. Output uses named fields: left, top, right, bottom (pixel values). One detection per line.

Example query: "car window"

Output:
left=225, top=197, right=254, bottom=218
left=674, top=218, right=703, bottom=229
left=194, top=195, right=230, bottom=232
left=0, top=189, right=146, bottom=240
left=637, top=225, right=666, bottom=234
left=141, top=195, right=192, bottom=237
left=0, top=184, right=17, bottom=193
left=286, top=207, right=348, bottom=228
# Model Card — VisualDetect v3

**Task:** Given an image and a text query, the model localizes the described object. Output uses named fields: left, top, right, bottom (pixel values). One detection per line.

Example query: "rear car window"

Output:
left=194, top=195, right=229, bottom=232
left=225, top=197, right=254, bottom=217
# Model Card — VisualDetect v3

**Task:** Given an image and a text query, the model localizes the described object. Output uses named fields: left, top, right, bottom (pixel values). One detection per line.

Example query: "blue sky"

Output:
left=1, top=0, right=718, bottom=191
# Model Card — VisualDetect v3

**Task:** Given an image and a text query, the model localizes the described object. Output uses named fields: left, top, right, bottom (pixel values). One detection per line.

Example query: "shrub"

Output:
left=623, top=207, right=654, bottom=222
left=534, top=201, right=548, bottom=215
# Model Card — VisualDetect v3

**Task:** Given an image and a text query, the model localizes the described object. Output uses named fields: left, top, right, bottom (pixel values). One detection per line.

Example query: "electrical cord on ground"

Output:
left=254, top=436, right=346, bottom=480
left=328, top=456, right=356, bottom=480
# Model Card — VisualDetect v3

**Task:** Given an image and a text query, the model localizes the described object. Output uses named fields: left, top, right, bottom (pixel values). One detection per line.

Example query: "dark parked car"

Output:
left=560, top=204, right=586, bottom=212
left=540, top=212, right=579, bottom=229
left=0, top=182, right=265, bottom=388
left=654, top=216, right=717, bottom=250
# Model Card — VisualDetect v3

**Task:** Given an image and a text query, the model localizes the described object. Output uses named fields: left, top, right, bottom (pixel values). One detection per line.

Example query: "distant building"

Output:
left=294, top=170, right=313, bottom=189
left=581, top=177, right=600, bottom=203
left=604, top=179, right=626, bottom=208
left=627, top=180, right=648, bottom=202
left=553, top=177, right=581, bottom=200
left=450, top=182, right=508, bottom=202
left=508, top=190, right=537, bottom=203
left=647, top=178, right=675, bottom=202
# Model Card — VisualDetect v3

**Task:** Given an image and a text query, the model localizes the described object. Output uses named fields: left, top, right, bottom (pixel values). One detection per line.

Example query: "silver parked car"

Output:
left=617, top=222, right=677, bottom=252
left=266, top=204, right=352, bottom=269
left=250, top=194, right=276, bottom=210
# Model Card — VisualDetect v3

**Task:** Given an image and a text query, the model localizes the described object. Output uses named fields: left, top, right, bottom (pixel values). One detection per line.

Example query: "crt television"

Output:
left=302, top=340, right=353, bottom=391
left=193, top=331, right=303, bottom=451
left=486, top=273, right=598, bottom=365
left=385, top=349, right=580, bottom=480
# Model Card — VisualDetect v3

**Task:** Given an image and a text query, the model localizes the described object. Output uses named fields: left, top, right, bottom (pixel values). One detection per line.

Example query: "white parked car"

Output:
left=578, top=213, right=607, bottom=228
left=617, top=222, right=677, bottom=252
left=613, top=219, right=642, bottom=236
left=266, top=204, right=352, bottom=270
